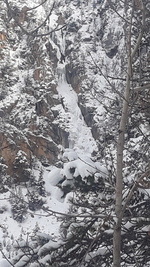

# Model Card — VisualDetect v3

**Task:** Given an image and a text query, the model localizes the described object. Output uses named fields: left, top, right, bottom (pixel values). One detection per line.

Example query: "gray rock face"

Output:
left=0, top=0, right=149, bottom=180
left=0, top=0, right=128, bottom=176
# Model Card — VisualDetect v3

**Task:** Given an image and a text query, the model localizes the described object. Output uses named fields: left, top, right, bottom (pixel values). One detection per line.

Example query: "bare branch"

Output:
left=31, top=24, right=66, bottom=37
left=0, top=250, right=15, bottom=267
left=131, top=2, right=146, bottom=59
left=29, top=2, right=56, bottom=35
left=107, top=75, right=127, bottom=81
left=25, top=0, right=48, bottom=11
left=107, top=0, right=131, bottom=25
left=133, top=83, right=150, bottom=91
left=3, top=0, right=66, bottom=37
left=79, top=220, right=105, bottom=267
left=88, top=52, right=127, bottom=101
left=77, top=156, right=109, bottom=177
left=122, top=169, right=150, bottom=216
left=6, top=187, right=111, bottom=219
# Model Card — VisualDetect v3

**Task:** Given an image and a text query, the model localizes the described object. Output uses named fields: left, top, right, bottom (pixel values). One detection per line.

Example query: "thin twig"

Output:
left=25, top=0, right=48, bottom=11
left=88, top=52, right=127, bottom=101
left=133, top=83, right=150, bottom=91
left=6, top=187, right=112, bottom=219
left=108, top=0, right=131, bottom=25
left=0, top=250, right=15, bottom=267
left=3, top=0, right=66, bottom=37
left=122, top=169, right=150, bottom=216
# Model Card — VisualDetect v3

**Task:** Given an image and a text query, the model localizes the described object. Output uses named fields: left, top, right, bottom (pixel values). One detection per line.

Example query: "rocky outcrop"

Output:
left=0, top=127, right=59, bottom=179
left=51, top=124, right=69, bottom=148
left=27, top=133, right=59, bottom=164
left=0, top=132, right=31, bottom=178
left=65, top=63, right=82, bottom=93
left=1, top=0, right=149, bottom=181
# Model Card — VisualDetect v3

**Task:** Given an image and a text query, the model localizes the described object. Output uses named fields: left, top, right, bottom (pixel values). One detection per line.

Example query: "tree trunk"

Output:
left=113, top=0, right=145, bottom=266
left=113, top=50, right=132, bottom=267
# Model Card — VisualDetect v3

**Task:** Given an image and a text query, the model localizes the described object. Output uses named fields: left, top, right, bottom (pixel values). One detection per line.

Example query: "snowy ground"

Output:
left=0, top=166, right=69, bottom=263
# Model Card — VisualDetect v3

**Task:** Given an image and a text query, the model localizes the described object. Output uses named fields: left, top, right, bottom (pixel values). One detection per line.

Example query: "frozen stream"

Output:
left=56, top=63, right=97, bottom=155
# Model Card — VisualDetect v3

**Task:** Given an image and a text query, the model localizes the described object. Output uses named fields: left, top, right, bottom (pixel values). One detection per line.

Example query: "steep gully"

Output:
left=54, top=28, right=98, bottom=156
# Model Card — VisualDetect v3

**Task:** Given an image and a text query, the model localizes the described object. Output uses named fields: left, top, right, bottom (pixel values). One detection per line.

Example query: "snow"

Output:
left=38, top=239, right=64, bottom=256
left=0, top=0, right=110, bottom=262
left=85, top=247, right=107, bottom=262
left=47, top=168, right=63, bottom=186
left=56, top=63, right=98, bottom=155
left=0, top=0, right=149, bottom=265
left=61, top=157, right=104, bottom=179
left=15, top=255, right=30, bottom=267
left=63, top=149, right=78, bottom=161
left=0, top=260, right=12, bottom=267
left=0, top=165, right=71, bottom=262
